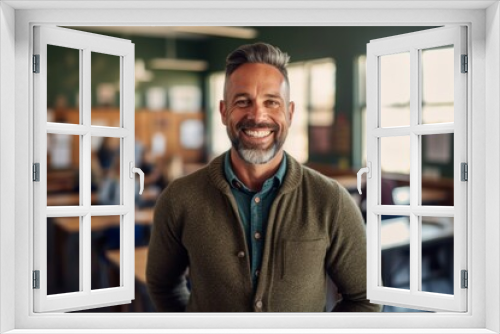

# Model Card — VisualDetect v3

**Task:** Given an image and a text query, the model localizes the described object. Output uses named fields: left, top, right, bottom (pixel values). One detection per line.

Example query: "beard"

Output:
left=227, top=118, right=287, bottom=164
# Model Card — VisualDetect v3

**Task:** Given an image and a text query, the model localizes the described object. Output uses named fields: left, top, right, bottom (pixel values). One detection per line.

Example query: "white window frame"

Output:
left=33, top=25, right=136, bottom=313
left=0, top=2, right=498, bottom=333
left=365, top=26, right=467, bottom=312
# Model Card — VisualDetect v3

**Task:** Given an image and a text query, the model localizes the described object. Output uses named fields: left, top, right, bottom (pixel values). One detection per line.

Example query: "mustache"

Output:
left=236, top=119, right=279, bottom=131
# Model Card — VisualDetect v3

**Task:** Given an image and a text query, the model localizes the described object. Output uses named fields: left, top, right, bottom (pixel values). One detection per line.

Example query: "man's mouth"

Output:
left=242, top=129, right=272, bottom=138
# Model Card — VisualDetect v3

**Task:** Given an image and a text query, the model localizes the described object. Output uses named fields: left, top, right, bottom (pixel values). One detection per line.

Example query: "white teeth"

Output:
left=244, top=130, right=271, bottom=138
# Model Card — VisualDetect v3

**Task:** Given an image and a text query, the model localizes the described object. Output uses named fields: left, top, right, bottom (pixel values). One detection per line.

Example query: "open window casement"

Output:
left=362, top=26, right=467, bottom=312
left=33, top=26, right=140, bottom=312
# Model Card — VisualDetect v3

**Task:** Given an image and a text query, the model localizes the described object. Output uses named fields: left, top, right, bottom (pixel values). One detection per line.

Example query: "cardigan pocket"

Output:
left=281, top=238, right=327, bottom=281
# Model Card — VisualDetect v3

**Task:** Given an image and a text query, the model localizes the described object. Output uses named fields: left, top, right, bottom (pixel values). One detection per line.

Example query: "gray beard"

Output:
left=237, top=144, right=278, bottom=165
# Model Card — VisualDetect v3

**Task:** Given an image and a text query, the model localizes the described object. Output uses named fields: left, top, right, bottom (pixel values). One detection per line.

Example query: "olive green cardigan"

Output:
left=146, top=153, right=381, bottom=312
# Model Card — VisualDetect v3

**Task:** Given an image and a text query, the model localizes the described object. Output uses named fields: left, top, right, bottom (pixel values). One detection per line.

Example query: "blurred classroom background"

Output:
left=45, top=26, right=454, bottom=313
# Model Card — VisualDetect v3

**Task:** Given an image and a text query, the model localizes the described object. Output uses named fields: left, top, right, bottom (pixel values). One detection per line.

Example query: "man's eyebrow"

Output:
left=231, top=93, right=284, bottom=100
left=232, top=93, right=251, bottom=100
left=264, top=93, right=283, bottom=99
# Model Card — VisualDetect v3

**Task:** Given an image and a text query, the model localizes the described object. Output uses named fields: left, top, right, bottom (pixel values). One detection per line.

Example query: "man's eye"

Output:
left=266, top=100, right=280, bottom=107
left=235, top=100, right=249, bottom=107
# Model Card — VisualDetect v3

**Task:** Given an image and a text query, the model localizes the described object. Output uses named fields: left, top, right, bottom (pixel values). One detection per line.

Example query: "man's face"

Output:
left=220, top=63, right=295, bottom=164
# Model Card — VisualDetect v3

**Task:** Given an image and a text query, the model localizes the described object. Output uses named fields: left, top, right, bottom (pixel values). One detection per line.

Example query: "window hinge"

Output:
left=33, top=270, right=40, bottom=289
left=461, top=270, right=468, bottom=289
left=461, top=162, right=468, bottom=181
left=461, top=54, right=468, bottom=73
left=33, top=54, right=40, bottom=73
left=33, top=163, right=40, bottom=182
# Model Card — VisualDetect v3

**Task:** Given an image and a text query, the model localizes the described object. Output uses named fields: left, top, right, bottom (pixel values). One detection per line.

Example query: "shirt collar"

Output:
left=224, top=151, right=287, bottom=192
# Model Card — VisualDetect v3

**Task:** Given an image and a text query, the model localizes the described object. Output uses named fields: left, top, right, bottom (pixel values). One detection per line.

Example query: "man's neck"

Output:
left=230, top=149, right=284, bottom=192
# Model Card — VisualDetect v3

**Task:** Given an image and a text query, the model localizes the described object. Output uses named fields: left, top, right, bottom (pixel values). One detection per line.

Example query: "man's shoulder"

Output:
left=300, top=164, right=341, bottom=191
left=289, top=160, right=351, bottom=207
left=156, top=164, right=211, bottom=205
left=156, top=155, right=227, bottom=206
left=171, top=164, right=210, bottom=189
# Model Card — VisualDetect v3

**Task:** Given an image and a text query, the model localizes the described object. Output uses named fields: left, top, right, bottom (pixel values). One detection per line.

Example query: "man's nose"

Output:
left=248, top=102, right=268, bottom=122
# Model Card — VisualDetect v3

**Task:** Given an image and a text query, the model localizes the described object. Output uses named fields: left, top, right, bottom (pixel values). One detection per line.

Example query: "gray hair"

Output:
left=224, top=42, right=290, bottom=99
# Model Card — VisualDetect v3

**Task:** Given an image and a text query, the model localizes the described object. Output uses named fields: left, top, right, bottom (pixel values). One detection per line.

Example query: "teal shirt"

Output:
left=224, top=151, right=287, bottom=289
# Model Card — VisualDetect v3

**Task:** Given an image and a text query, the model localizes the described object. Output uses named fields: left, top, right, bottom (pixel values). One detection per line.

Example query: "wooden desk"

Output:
left=53, top=208, right=154, bottom=233
left=421, top=188, right=449, bottom=204
left=48, top=210, right=153, bottom=296
left=141, top=187, right=160, bottom=202
left=106, top=246, right=148, bottom=284
left=334, top=175, right=359, bottom=192
left=381, top=216, right=453, bottom=250
left=334, top=175, right=449, bottom=204
left=47, top=193, right=98, bottom=206
left=105, top=246, right=156, bottom=311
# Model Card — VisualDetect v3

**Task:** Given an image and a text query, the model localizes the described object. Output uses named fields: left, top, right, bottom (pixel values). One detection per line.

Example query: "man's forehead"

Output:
left=227, top=63, right=287, bottom=94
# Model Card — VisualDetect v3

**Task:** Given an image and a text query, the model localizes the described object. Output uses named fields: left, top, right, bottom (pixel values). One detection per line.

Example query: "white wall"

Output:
left=486, top=2, right=500, bottom=333
left=1, top=3, right=497, bottom=332
left=0, top=2, right=16, bottom=333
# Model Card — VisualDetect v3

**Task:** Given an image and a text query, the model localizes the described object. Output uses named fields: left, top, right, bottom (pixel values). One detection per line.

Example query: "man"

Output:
left=146, top=42, right=381, bottom=312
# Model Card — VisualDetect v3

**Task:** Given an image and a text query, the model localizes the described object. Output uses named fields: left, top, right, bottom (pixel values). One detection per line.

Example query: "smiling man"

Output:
left=146, top=42, right=381, bottom=312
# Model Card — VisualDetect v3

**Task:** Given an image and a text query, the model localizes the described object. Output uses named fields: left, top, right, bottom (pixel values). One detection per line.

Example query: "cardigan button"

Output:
left=255, top=300, right=263, bottom=309
left=237, top=251, right=245, bottom=258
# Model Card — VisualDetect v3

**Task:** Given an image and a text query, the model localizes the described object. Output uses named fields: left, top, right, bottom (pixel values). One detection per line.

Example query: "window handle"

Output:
left=357, top=162, right=371, bottom=195
left=129, top=161, right=144, bottom=195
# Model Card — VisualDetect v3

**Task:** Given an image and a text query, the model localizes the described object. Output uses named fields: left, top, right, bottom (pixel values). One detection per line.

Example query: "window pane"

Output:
left=47, top=134, right=80, bottom=206
left=47, top=45, right=80, bottom=124
left=91, top=215, right=121, bottom=290
left=422, top=46, right=454, bottom=124
left=92, top=137, right=121, bottom=205
left=381, top=216, right=410, bottom=290
left=309, top=109, right=334, bottom=126
left=309, top=60, right=335, bottom=110
left=47, top=217, right=80, bottom=295
left=421, top=134, right=454, bottom=206
left=381, top=136, right=410, bottom=205
left=284, top=64, right=308, bottom=163
left=208, top=72, right=230, bottom=158
left=91, top=52, right=121, bottom=126
left=380, top=52, right=410, bottom=128
left=420, top=216, right=454, bottom=295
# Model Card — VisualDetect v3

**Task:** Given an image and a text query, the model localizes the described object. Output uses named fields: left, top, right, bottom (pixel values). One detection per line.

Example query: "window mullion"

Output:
left=365, top=49, right=380, bottom=298
left=409, top=47, right=420, bottom=295
left=82, top=47, right=92, bottom=294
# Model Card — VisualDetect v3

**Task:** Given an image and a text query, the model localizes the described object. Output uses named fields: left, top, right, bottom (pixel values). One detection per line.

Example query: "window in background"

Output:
left=208, top=72, right=231, bottom=159
left=308, top=59, right=336, bottom=127
left=208, top=58, right=335, bottom=164
left=355, top=55, right=367, bottom=167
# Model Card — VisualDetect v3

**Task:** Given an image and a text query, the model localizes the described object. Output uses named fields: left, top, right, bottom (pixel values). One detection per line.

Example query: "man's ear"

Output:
left=220, top=100, right=227, bottom=125
left=287, top=101, right=295, bottom=125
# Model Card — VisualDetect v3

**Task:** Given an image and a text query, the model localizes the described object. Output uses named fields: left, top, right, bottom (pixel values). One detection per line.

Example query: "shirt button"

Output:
left=255, top=270, right=260, bottom=277
left=237, top=251, right=245, bottom=258
left=254, top=197, right=261, bottom=203
left=255, top=300, right=263, bottom=309
left=254, top=232, right=262, bottom=240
